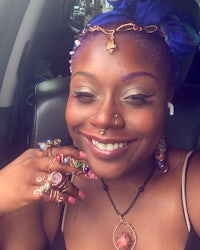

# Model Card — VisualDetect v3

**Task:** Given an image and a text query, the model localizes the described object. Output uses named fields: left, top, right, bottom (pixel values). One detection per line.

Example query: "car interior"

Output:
left=0, top=0, right=199, bottom=173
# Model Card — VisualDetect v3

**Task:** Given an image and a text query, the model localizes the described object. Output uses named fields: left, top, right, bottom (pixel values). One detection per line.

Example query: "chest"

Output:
left=62, top=181, right=188, bottom=250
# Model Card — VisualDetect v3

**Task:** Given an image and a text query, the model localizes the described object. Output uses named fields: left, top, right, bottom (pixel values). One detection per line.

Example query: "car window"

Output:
left=70, top=0, right=113, bottom=29
left=0, top=0, right=30, bottom=90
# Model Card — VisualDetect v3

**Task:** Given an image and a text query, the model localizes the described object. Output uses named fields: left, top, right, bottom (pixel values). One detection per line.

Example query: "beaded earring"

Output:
left=154, top=134, right=168, bottom=173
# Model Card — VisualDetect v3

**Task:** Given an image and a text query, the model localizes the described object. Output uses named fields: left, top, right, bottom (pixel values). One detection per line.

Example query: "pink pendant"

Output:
left=113, top=216, right=137, bottom=250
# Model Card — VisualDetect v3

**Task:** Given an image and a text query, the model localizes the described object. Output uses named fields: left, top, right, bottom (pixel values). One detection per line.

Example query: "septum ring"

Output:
left=99, top=128, right=106, bottom=135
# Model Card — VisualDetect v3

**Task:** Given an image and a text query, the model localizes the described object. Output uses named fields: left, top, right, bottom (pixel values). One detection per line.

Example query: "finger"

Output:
left=51, top=146, right=83, bottom=160
left=36, top=139, right=82, bottom=160
left=54, top=155, right=98, bottom=180
left=34, top=173, right=48, bottom=185
left=33, top=172, right=86, bottom=203
left=47, top=172, right=79, bottom=197
left=33, top=186, right=85, bottom=206
left=22, top=156, right=49, bottom=174
left=5, top=148, right=41, bottom=167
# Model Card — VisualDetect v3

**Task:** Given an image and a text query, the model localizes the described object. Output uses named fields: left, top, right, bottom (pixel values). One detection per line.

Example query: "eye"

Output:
left=72, top=91, right=97, bottom=103
left=124, top=93, right=153, bottom=106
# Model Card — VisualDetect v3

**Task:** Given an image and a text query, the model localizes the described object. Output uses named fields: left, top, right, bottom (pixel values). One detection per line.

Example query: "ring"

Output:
left=44, top=189, right=64, bottom=205
left=56, top=154, right=98, bottom=179
left=48, top=172, right=63, bottom=187
left=48, top=171, right=75, bottom=194
left=48, top=171, right=67, bottom=190
left=69, top=158, right=98, bottom=179
left=48, top=172, right=72, bottom=193
left=48, top=158, right=56, bottom=172
left=33, top=181, right=51, bottom=197
left=38, top=139, right=62, bottom=156
left=57, top=154, right=90, bottom=174
left=41, top=181, right=51, bottom=193
left=56, top=154, right=70, bottom=164
left=36, top=175, right=46, bottom=183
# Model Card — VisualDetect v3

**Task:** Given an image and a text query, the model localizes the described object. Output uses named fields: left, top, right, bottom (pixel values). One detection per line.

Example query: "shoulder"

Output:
left=0, top=202, right=50, bottom=250
left=164, top=147, right=191, bottom=180
left=176, top=150, right=200, bottom=235
left=166, top=147, right=200, bottom=188
left=158, top=148, right=200, bottom=233
left=168, top=147, right=191, bottom=165
left=42, top=201, right=62, bottom=244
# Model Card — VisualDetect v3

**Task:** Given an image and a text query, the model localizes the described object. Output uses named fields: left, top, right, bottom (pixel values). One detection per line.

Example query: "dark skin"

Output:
left=63, top=34, right=200, bottom=249
left=1, top=33, right=200, bottom=250
left=0, top=146, right=87, bottom=249
left=0, top=146, right=87, bottom=215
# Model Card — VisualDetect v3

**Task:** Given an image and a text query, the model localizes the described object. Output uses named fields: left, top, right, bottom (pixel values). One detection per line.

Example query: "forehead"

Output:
left=72, top=33, right=163, bottom=80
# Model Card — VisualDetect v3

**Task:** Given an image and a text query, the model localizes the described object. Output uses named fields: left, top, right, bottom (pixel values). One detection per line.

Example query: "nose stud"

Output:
left=97, top=113, right=120, bottom=135
left=114, top=114, right=119, bottom=126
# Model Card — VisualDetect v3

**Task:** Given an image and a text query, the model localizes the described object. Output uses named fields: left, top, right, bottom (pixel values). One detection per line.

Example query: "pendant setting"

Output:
left=113, top=215, right=137, bottom=250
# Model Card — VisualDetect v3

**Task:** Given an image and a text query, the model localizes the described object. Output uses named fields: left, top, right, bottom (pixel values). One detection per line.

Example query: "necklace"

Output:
left=101, top=167, right=155, bottom=250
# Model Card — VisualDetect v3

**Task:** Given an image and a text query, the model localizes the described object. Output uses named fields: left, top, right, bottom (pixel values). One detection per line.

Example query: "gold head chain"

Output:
left=81, top=22, right=162, bottom=53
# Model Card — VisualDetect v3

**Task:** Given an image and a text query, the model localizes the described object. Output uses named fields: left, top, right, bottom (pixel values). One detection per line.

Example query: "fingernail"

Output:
left=68, top=196, right=76, bottom=205
left=79, top=151, right=87, bottom=159
left=78, top=190, right=86, bottom=200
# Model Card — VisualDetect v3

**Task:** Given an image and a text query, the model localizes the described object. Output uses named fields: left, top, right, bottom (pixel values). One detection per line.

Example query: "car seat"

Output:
left=30, top=77, right=72, bottom=148
left=30, top=77, right=200, bottom=151
left=165, top=84, right=200, bottom=151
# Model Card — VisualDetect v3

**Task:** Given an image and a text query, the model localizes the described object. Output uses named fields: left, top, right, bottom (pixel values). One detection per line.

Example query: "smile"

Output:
left=92, top=139, right=127, bottom=151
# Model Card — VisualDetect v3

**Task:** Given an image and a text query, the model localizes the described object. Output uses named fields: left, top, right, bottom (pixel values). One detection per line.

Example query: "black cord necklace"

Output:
left=101, top=167, right=155, bottom=250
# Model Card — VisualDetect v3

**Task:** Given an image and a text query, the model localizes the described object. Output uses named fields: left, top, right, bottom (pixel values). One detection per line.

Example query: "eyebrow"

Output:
left=72, top=71, right=158, bottom=82
left=121, top=72, right=159, bottom=82
left=72, top=71, right=97, bottom=80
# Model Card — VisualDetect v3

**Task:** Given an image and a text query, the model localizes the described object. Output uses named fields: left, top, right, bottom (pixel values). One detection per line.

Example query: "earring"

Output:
left=154, top=134, right=168, bottom=173
left=167, top=102, right=174, bottom=116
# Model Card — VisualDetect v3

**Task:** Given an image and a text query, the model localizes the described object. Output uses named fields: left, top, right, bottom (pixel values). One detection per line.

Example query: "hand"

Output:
left=0, top=145, right=93, bottom=215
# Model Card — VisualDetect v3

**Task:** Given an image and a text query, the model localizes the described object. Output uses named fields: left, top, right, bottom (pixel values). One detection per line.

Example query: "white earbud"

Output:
left=167, top=102, right=174, bottom=116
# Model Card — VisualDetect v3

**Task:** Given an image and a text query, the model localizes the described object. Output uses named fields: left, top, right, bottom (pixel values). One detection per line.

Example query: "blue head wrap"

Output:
left=71, top=0, right=200, bottom=87
left=90, top=0, right=199, bottom=58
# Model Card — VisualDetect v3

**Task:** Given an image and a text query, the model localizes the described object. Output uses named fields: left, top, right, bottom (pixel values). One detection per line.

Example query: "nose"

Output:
left=90, top=105, right=125, bottom=131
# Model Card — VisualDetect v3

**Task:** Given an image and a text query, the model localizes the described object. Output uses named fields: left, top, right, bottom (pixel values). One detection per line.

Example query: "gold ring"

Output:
left=36, top=175, right=46, bottom=183
left=38, top=139, right=62, bottom=157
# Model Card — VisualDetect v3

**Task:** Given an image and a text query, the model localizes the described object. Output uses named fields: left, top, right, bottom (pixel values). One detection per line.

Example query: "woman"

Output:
left=1, top=0, right=200, bottom=249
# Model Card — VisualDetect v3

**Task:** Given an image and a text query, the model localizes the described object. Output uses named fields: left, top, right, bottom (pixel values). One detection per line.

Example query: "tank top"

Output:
left=52, top=151, right=200, bottom=250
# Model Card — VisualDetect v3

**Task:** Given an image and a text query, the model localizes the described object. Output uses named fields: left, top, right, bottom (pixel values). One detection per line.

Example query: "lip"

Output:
left=83, top=134, right=135, bottom=160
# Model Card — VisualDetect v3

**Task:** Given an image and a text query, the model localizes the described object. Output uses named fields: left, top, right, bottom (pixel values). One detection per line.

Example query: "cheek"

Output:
left=126, top=107, right=165, bottom=136
left=65, top=97, right=91, bottom=135
left=65, top=99, right=80, bottom=133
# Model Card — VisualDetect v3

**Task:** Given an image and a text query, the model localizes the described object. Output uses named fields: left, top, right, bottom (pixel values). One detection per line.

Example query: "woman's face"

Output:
left=66, top=33, right=172, bottom=179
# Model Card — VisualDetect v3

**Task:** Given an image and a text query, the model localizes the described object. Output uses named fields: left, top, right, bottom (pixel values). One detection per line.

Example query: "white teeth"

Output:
left=92, top=139, right=127, bottom=151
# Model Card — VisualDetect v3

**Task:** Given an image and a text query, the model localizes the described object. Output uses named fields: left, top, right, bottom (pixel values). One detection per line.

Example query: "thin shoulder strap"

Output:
left=181, top=151, right=194, bottom=232
left=61, top=203, right=68, bottom=232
